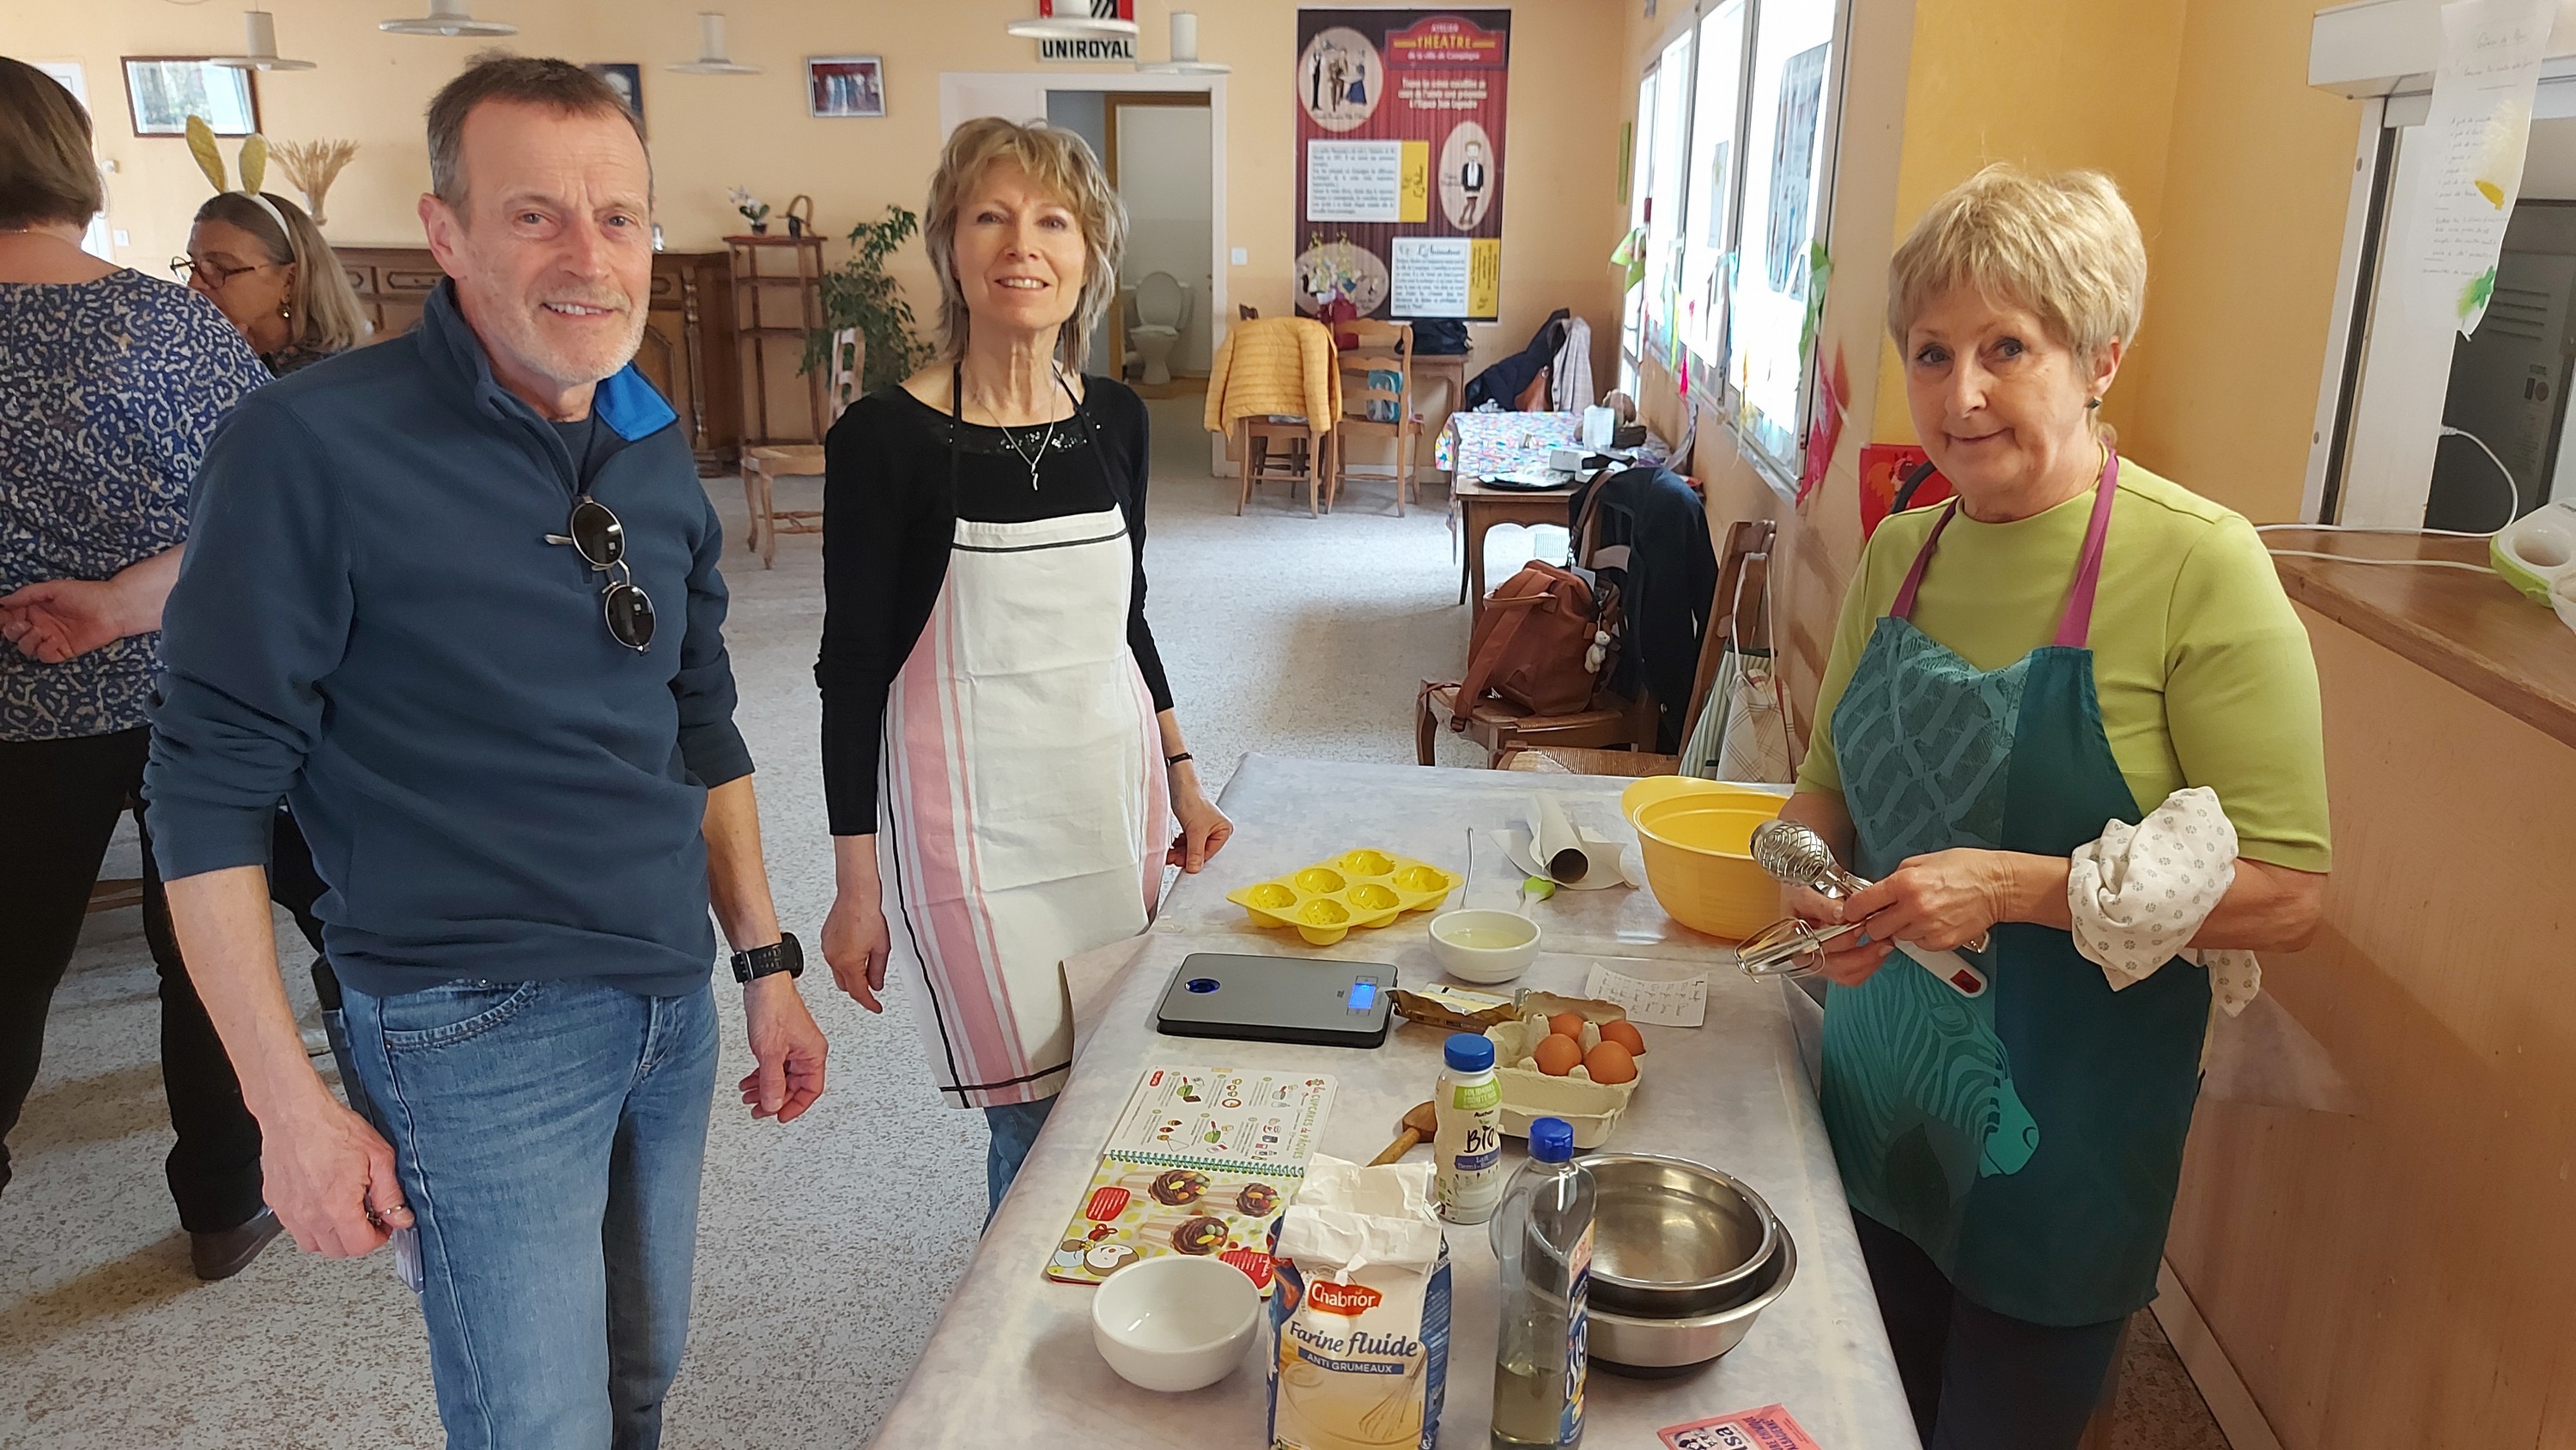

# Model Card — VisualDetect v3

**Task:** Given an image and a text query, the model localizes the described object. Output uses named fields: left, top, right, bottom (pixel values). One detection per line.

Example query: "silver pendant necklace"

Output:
left=975, top=366, right=1063, bottom=490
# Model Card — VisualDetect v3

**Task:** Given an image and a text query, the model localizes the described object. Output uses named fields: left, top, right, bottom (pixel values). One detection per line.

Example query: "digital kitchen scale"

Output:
left=1154, top=953, right=1396, bottom=1049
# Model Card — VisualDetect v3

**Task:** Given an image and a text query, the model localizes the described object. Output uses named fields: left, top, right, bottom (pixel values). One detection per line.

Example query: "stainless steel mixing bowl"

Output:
left=1588, top=1224, right=1798, bottom=1376
left=1577, top=1153, right=1779, bottom=1316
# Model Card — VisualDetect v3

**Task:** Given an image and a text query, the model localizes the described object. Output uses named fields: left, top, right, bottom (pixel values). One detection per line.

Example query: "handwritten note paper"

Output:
left=1584, top=962, right=1709, bottom=1028
left=2415, top=0, right=2556, bottom=336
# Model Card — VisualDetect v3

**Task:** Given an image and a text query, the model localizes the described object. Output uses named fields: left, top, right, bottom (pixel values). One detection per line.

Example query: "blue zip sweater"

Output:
left=145, top=282, right=752, bottom=998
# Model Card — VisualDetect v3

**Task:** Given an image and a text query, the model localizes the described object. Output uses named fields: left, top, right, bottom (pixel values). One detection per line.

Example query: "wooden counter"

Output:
left=331, top=246, right=744, bottom=471
left=2263, top=528, right=2576, bottom=749
left=2160, top=548, right=2576, bottom=1449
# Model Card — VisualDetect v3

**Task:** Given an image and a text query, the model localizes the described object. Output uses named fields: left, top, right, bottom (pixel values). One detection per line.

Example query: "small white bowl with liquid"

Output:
left=1429, top=909, right=1543, bottom=984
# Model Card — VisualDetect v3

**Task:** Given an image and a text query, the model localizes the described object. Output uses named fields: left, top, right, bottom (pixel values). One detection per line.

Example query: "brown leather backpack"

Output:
left=1444, top=561, right=1617, bottom=725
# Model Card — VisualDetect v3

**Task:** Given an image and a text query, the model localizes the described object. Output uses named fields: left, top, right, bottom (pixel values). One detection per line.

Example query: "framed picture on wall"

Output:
left=584, top=64, right=646, bottom=137
left=121, top=57, right=258, bottom=137
left=807, top=57, right=885, bottom=118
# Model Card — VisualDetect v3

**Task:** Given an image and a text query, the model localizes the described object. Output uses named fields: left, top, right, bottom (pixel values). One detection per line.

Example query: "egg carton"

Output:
left=1485, top=995, right=1641, bottom=1150
left=1224, top=848, right=1463, bottom=945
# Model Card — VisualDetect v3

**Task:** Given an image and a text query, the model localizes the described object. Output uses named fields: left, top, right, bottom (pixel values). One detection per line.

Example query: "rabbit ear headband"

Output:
left=185, top=117, right=293, bottom=240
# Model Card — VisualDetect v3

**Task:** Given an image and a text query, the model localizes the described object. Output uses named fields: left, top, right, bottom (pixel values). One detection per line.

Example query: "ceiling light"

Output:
left=668, top=12, right=761, bottom=76
left=1005, top=1, right=1139, bottom=42
left=1138, top=11, right=1227, bottom=74
left=212, top=10, right=316, bottom=71
left=380, top=0, right=516, bottom=39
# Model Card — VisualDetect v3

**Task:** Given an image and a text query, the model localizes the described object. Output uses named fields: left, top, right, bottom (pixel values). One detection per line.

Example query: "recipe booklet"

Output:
left=1044, top=1064, right=1336, bottom=1293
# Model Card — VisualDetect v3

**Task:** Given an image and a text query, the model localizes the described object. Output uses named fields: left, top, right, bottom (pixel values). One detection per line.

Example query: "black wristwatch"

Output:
left=731, top=931, right=805, bottom=985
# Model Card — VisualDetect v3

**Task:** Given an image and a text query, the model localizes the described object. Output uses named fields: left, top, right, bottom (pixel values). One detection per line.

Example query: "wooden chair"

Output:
left=739, top=327, right=861, bottom=568
left=1235, top=416, right=1329, bottom=516
left=1475, top=519, right=1782, bottom=775
left=1327, top=320, right=1419, bottom=514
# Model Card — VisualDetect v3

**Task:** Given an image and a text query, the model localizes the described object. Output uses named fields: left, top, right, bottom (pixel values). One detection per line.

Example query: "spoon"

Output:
left=1368, top=1101, right=1441, bottom=1166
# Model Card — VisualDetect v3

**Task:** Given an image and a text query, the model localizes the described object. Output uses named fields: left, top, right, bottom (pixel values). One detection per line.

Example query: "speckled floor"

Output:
left=0, top=400, right=2233, bottom=1448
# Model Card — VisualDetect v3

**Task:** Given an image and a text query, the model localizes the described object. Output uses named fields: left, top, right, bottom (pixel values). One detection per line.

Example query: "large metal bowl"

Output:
left=1578, top=1153, right=1779, bottom=1316
left=1588, top=1225, right=1797, bottom=1377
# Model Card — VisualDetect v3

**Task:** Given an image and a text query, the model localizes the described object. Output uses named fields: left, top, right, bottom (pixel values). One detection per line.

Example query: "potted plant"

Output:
left=807, top=204, right=932, bottom=395
left=728, top=186, right=771, bottom=234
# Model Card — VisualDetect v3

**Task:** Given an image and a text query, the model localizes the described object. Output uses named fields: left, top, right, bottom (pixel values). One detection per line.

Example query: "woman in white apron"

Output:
left=816, top=119, right=1233, bottom=1214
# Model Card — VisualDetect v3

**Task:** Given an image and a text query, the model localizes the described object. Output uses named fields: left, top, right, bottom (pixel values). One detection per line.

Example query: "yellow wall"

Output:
left=11, top=0, right=1627, bottom=389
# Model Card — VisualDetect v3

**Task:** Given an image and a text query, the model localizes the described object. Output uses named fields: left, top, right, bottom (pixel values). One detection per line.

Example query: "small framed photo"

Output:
left=807, top=56, right=885, bottom=118
left=122, top=57, right=259, bottom=137
left=584, top=64, right=645, bottom=138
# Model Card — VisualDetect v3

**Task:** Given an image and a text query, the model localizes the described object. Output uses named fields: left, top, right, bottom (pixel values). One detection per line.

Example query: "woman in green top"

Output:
left=1779, top=164, right=2330, bottom=1450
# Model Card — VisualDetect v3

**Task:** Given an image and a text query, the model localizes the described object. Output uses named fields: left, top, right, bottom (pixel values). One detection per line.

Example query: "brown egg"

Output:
left=1599, top=1020, right=1647, bottom=1057
left=1533, top=1034, right=1583, bottom=1077
left=1583, top=1040, right=1638, bottom=1085
left=1546, top=1011, right=1589, bottom=1040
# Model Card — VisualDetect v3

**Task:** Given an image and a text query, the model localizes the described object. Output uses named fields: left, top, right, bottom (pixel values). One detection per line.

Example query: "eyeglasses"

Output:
left=167, top=255, right=275, bottom=289
left=546, top=496, right=656, bottom=652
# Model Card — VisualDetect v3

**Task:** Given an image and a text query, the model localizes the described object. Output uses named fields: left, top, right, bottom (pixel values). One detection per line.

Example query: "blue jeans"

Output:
left=343, top=977, right=717, bottom=1450
left=983, top=1095, right=1059, bottom=1221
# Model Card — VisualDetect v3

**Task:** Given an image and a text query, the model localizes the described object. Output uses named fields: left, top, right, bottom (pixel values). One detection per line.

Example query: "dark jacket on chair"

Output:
left=1572, top=465, right=1716, bottom=752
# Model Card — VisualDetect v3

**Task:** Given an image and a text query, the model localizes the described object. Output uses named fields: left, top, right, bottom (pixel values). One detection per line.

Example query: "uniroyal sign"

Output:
left=1303, top=1279, right=1386, bottom=1316
left=1035, top=0, right=1138, bottom=62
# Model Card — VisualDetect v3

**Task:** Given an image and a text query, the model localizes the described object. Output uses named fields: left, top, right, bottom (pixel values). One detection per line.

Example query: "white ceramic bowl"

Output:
left=1090, top=1254, right=1261, bottom=1392
left=1429, top=908, right=1543, bottom=984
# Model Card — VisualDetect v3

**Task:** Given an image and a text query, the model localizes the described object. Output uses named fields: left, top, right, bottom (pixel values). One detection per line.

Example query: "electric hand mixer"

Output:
left=1738, top=819, right=1990, bottom=998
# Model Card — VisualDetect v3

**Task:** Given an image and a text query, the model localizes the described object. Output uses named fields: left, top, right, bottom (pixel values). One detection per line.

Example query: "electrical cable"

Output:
left=2261, top=424, right=2524, bottom=572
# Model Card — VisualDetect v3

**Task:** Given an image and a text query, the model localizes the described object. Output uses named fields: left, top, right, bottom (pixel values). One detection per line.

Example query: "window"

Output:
left=1680, top=2, right=1747, bottom=369
left=1621, top=67, right=1658, bottom=397
left=1728, top=0, right=1840, bottom=476
left=1643, top=28, right=1694, bottom=364
left=1624, top=0, right=1847, bottom=494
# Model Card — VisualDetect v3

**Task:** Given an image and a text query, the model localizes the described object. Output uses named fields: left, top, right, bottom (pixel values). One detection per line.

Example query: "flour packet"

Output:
left=1267, top=1156, right=1453, bottom=1450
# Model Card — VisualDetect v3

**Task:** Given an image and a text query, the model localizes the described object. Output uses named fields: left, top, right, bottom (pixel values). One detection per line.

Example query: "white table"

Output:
left=866, top=758, right=1916, bottom=1450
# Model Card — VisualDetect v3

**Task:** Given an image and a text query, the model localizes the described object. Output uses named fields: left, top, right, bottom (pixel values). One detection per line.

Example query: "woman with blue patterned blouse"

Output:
left=0, top=59, right=282, bottom=1279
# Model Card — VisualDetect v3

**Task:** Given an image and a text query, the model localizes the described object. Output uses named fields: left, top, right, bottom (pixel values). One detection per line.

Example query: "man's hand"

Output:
left=258, top=1084, right=415, bottom=1256
left=1, top=579, right=135, bottom=663
left=738, top=974, right=827, bottom=1122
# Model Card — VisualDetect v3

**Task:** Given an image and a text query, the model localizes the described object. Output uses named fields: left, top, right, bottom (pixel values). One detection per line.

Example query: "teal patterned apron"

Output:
left=1820, top=451, right=2209, bottom=1327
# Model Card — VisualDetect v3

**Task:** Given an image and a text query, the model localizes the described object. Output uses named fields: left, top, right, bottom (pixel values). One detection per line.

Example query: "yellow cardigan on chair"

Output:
left=1203, top=316, right=1342, bottom=436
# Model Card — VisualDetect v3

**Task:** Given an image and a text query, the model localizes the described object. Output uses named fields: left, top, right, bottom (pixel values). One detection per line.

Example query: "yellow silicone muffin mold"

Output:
left=1224, top=849, right=1463, bottom=944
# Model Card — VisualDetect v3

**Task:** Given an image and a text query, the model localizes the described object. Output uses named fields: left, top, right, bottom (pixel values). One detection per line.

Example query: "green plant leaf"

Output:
left=805, top=204, right=932, bottom=393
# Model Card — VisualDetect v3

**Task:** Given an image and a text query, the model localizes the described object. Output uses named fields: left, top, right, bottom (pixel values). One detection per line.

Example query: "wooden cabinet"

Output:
left=333, top=246, right=744, bottom=470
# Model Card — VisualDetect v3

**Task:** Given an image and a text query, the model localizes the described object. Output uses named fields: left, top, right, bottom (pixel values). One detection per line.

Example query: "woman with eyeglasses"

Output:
left=0, top=58, right=286, bottom=1279
left=817, top=118, right=1233, bottom=1214
left=176, top=188, right=368, bottom=377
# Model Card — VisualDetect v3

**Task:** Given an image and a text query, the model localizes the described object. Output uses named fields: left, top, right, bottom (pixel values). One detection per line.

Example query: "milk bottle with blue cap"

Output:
left=1433, top=1033, right=1504, bottom=1223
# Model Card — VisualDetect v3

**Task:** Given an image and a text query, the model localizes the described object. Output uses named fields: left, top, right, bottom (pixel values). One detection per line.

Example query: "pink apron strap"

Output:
left=1887, top=504, right=1959, bottom=622
left=1886, top=447, right=2122, bottom=648
left=2053, top=448, right=2120, bottom=648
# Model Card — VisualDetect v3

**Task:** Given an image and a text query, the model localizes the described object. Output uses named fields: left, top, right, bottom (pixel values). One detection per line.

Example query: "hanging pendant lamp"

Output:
left=669, top=13, right=761, bottom=76
left=212, top=10, right=317, bottom=71
left=380, top=0, right=516, bottom=39
left=1137, top=11, right=1227, bottom=74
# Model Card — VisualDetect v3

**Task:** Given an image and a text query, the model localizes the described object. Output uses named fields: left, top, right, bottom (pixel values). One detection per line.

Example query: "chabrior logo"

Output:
left=1304, top=1279, right=1384, bottom=1316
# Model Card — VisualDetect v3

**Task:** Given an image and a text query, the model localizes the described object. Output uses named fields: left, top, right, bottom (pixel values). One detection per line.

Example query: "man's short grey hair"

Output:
left=425, top=52, right=648, bottom=207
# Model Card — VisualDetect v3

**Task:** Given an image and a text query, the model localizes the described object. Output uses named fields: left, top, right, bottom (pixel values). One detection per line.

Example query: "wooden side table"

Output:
left=1455, top=477, right=1578, bottom=621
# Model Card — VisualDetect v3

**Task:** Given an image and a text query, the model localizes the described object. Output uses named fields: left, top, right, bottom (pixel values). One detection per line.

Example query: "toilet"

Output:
left=1127, top=271, right=1192, bottom=385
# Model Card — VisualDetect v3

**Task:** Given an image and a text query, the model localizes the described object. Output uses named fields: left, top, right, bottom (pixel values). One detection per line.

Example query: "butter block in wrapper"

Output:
left=1267, top=1156, right=1452, bottom=1450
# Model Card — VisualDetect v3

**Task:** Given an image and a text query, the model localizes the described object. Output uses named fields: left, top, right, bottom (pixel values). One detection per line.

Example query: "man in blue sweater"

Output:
left=147, top=57, right=828, bottom=1447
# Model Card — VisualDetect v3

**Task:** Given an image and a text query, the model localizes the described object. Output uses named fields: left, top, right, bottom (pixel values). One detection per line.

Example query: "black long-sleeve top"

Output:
left=815, top=375, right=1173, bottom=835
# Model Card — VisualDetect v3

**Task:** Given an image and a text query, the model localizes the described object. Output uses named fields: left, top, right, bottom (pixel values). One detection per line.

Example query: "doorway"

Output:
left=1046, top=92, right=1214, bottom=395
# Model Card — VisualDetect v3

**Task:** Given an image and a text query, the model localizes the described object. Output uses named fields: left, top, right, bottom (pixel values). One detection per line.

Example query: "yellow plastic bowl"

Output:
left=1629, top=792, right=1786, bottom=941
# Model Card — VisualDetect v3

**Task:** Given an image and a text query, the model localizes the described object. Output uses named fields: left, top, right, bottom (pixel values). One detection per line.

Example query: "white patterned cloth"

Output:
left=2066, top=787, right=2262, bottom=1016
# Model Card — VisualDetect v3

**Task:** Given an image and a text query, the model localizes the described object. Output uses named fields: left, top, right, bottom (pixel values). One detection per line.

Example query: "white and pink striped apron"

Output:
left=878, top=504, right=1170, bottom=1109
